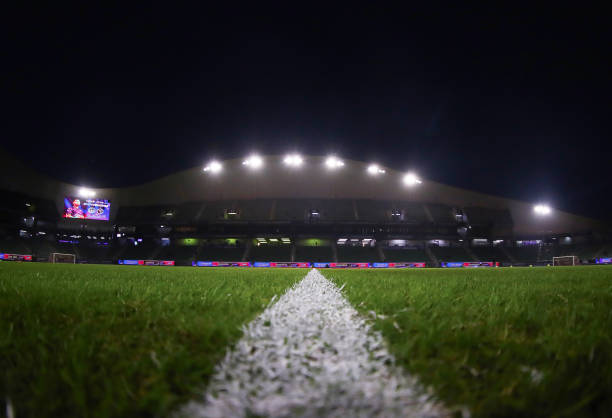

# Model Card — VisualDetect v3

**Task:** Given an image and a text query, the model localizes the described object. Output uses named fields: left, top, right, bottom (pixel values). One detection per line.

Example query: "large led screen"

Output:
left=63, top=197, right=110, bottom=221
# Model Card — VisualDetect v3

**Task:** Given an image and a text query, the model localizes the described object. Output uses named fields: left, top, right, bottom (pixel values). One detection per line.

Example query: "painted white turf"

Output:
left=180, top=269, right=447, bottom=418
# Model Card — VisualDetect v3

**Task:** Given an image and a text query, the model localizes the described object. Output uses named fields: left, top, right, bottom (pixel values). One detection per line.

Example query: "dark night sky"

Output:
left=1, top=4, right=610, bottom=220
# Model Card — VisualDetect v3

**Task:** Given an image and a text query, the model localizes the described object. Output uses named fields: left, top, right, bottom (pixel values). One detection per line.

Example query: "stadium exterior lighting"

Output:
left=203, top=160, right=222, bottom=174
left=283, top=153, right=303, bottom=167
left=402, top=172, right=422, bottom=186
left=533, top=204, right=552, bottom=215
left=367, top=164, right=386, bottom=175
left=78, top=188, right=96, bottom=198
left=242, top=154, right=264, bottom=169
left=325, top=156, right=344, bottom=169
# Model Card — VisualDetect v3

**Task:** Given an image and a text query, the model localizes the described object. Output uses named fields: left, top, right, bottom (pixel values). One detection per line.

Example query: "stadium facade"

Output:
left=1, top=150, right=610, bottom=266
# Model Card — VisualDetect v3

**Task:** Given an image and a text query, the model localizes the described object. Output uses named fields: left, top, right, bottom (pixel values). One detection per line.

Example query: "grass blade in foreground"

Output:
left=0, top=264, right=301, bottom=417
left=330, top=266, right=612, bottom=418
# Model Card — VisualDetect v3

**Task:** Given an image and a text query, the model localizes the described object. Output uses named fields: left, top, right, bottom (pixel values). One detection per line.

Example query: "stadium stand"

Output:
left=201, top=201, right=234, bottom=222
left=76, top=243, right=114, bottom=264
left=294, top=245, right=333, bottom=262
left=382, top=247, right=429, bottom=262
left=197, top=244, right=245, bottom=261
left=305, top=199, right=355, bottom=221
left=505, top=246, right=540, bottom=264
left=120, top=241, right=158, bottom=260
left=398, top=202, right=428, bottom=224
left=115, top=206, right=143, bottom=225
left=0, top=154, right=609, bottom=266
left=336, top=245, right=380, bottom=262
left=552, top=243, right=596, bottom=259
left=156, top=244, right=198, bottom=265
left=275, top=199, right=307, bottom=221
left=139, top=206, right=166, bottom=224
left=470, top=246, right=510, bottom=263
left=240, top=200, right=273, bottom=221
left=355, top=199, right=390, bottom=222
left=31, top=238, right=59, bottom=260
left=249, top=245, right=292, bottom=261
left=430, top=245, right=472, bottom=262
left=174, top=202, right=206, bottom=225
left=0, top=237, right=31, bottom=254
left=425, top=204, right=456, bottom=225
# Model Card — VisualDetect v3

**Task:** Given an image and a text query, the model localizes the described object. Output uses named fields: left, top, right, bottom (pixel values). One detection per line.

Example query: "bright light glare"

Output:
left=402, top=172, right=422, bottom=186
left=283, top=154, right=303, bottom=167
left=367, top=164, right=386, bottom=175
left=78, top=188, right=96, bottom=198
left=325, top=156, right=345, bottom=169
left=242, top=155, right=263, bottom=169
left=203, top=161, right=222, bottom=173
left=533, top=204, right=552, bottom=215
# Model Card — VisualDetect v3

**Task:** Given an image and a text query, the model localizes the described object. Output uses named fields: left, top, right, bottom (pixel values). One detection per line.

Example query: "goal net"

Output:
left=50, top=253, right=76, bottom=264
left=553, top=255, right=579, bottom=266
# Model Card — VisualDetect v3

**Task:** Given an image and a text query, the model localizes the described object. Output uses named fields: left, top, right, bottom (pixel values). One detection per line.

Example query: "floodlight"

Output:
left=533, top=204, right=552, bottom=215
left=283, top=154, right=303, bottom=167
left=78, top=188, right=96, bottom=198
left=203, top=160, right=222, bottom=173
left=325, top=156, right=344, bottom=169
left=402, top=172, right=422, bottom=186
left=367, top=164, right=386, bottom=175
left=242, top=155, right=263, bottom=169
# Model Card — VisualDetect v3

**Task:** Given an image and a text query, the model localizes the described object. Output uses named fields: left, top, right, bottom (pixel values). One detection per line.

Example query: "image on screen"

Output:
left=63, top=197, right=110, bottom=221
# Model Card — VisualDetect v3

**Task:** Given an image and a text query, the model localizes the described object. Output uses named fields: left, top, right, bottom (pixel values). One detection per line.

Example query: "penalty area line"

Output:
left=179, top=268, right=448, bottom=418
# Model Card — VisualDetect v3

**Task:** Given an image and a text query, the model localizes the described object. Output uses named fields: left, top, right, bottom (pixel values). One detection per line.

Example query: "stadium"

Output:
left=1, top=150, right=610, bottom=267
left=1, top=149, right=612, bottom=416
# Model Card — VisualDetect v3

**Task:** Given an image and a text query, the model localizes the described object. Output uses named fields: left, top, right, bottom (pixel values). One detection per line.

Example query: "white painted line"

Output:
left=180, top=269, right=447, bottom=417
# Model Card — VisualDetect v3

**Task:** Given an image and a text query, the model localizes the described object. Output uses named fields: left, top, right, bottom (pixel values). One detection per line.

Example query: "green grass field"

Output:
left=330, top=266, right=612, bottom=417
left=0, top=263, right=301, bottom=417
left=1, top=263, right=611, bottom=417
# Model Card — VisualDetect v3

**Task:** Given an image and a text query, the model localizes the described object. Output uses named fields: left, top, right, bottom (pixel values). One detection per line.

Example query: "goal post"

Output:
left=553, top=255, right=579, bottom=266
left=50, top=253, right=76, bottom=264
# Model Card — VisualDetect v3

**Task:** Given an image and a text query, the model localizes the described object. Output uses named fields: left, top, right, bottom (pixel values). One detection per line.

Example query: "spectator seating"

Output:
left=249, top=245, right=292, bottom=261
left=294, top=245, right=332, bottom=262
left=336, top=245, right=380, bottom=262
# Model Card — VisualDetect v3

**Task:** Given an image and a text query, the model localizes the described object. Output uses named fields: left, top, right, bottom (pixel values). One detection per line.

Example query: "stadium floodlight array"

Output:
left=283, top=154, right=303, bottom=167
left=533, top=204, right=552, bottom=215
left=325, top=156, right=345, bottom=169
left=242, top=155, right=264, bottom=169
left=203, top=161, right=222, bottom=173
left=78, top=187, right=96, bottom=198
left=367, top=164, right=386, bottom=175
left=402, top=172, right=422, bottom=186
left=202, top=156, right=428, bottom=188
